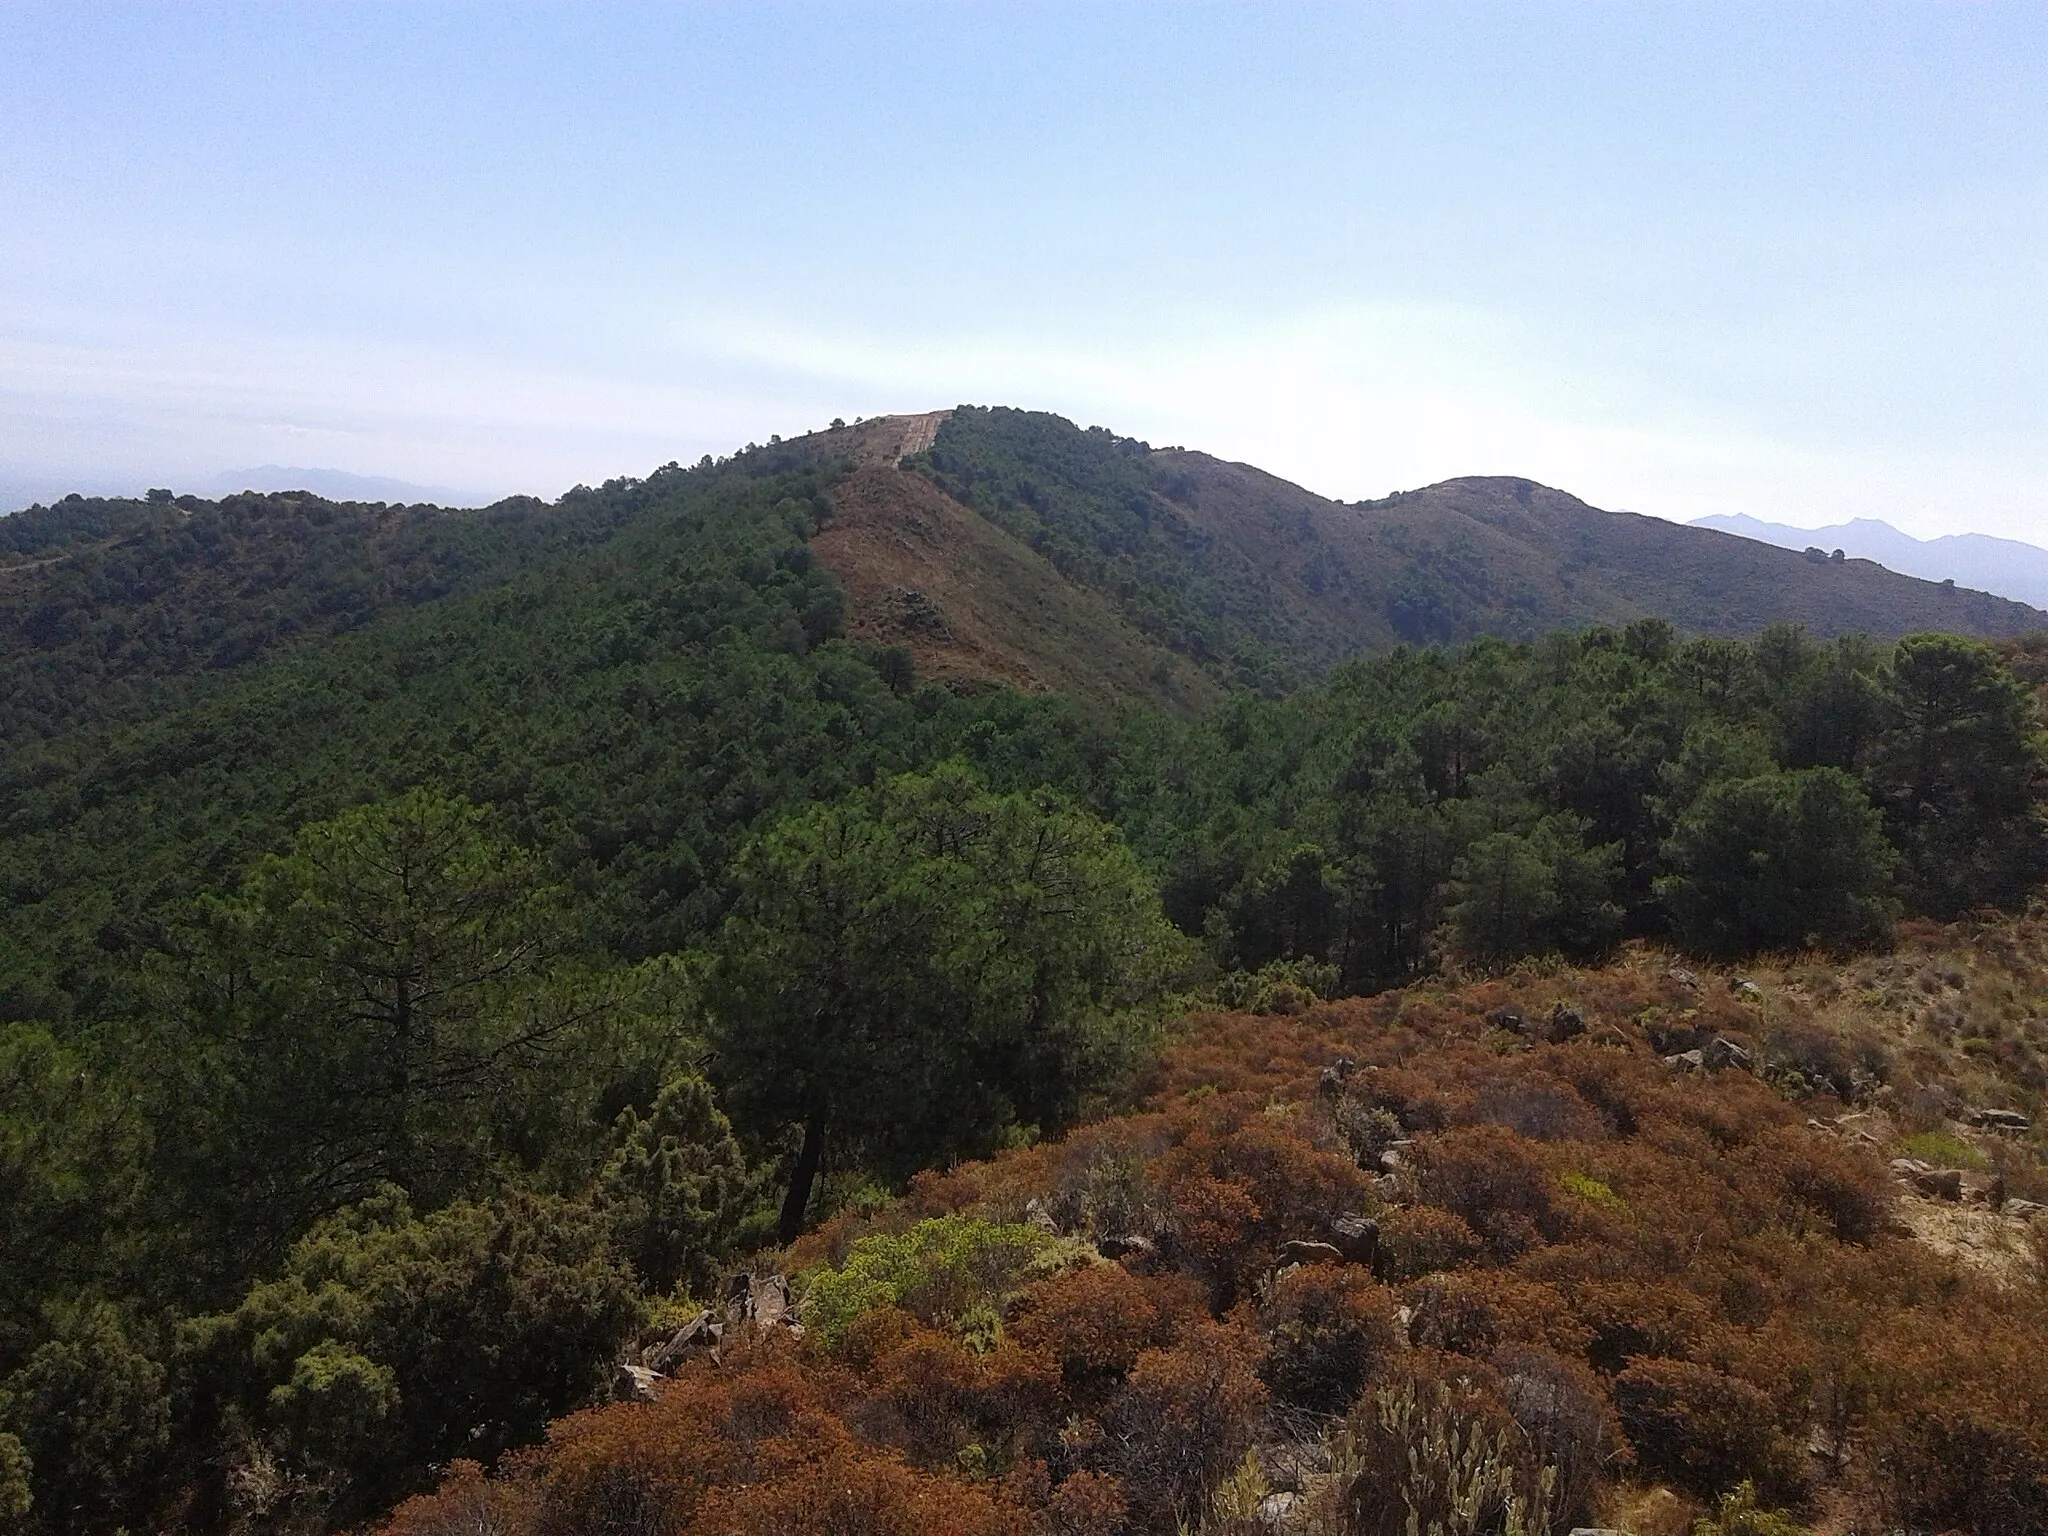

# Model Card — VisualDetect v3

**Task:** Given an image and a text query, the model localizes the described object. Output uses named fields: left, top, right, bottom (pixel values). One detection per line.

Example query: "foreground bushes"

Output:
left=382, top=971, right=2048, bottom=1535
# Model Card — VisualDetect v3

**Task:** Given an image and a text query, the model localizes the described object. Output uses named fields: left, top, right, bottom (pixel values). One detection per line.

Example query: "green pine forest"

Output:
left=3, top=408, right=2047, bottom=1534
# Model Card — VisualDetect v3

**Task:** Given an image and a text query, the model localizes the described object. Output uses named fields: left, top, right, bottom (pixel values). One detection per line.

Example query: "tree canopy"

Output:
left=710, top=761, right=1186, bottom=1240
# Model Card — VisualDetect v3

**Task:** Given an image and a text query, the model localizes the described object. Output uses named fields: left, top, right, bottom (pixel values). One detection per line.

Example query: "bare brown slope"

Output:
left=812, top=465, right=1220, bottom=714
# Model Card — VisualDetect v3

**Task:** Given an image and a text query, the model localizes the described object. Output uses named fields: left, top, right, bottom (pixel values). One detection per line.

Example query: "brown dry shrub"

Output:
left=1097, top=1319, right=1268, bottom=1533
left=864, top=1327, right=1058, bottom=1468
left=1751, top=1123, right=1893, bottom=1243
left=1494, top=1345, right=1627, bottom=1529
left=1460, top=1065, right=1605, bottom=1142
left=1376, top=1205, right=1484, bottom=1281
left=1157, top=1113, right=1375, bottom=1292
left=1010, top=1264, right=1202, bottom=1399
left=1348, top=1063, right=1453, bottom=1133
left=1855, top=1302, right=2048, bottom=1535
left=382, top=1462, right=522, bottom=1536
left=692, top=1443, right=1032, bottom=1535
left=1564, top=1279, right=1715, bottom=1375
left=1406, top=1123, right=1558, bottom=1260
left=1401, top=1270, right=1592, bottom=1359
left=1046, top=1469, right=1129, bottom=1536
left=1261, top=1263, right=1401, bottom=1414
left=1612, top=1357, right=1790, bottom=1501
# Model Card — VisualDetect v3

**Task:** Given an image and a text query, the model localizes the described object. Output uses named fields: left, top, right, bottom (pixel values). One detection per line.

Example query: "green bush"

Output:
left=182, top=1188, right=639, bottom=1520
left=1898, top=1131, right=1987, bottom=1170
left=799, top=1216, right=1079, bottom=1352
left=0, top=1303, right=169, bottom=1536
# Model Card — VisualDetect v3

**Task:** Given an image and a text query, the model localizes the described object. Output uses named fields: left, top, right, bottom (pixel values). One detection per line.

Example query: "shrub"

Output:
left=865, top=1326, right=1057, bottom=1469
left=1613, top=1358, right=1786, bottom=1501
left=1010, top=1264, right=1200, bottom=1400
left=1496, top=1345, right=1623, bottom=1529
left=1261, top=1263, right=1401, bottom=1414
left=1337, top=1376, right=1553, bottom=1536
left=1402, top=1271, right=1591, bottom=1360
left=801, top=1217, right=1077, bottom=1352
left=1375, top=1206, right=1484, bottom=1281
left=1567, top=1279, right=1714, bottom=1375
left=1406, top=1124, right=1558, bottom=1261
left=1897, top=1129, right=1986, bottom=1170
left=1692, top=1480, right=1812, bottom=1536
left=1755, top=1126, right=1891, bottom=1244
left=1047, top=1470, right=1129, bottom=1536
left=1098, top=1320, right=1267, bottom=1532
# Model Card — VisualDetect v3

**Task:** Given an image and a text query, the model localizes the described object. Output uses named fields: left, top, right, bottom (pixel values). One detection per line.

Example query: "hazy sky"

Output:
left=3, top=3, right=2045, bottom=534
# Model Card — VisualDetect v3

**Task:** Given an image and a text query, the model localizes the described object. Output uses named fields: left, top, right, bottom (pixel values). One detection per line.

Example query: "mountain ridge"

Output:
left=1692, top=509, right=2048, bottom=610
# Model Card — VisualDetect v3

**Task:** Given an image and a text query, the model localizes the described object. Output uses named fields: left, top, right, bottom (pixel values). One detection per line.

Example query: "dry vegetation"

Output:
left=385, top=925, right=2048, bottom=1536
left=811, top=465, right=1216, bottom=713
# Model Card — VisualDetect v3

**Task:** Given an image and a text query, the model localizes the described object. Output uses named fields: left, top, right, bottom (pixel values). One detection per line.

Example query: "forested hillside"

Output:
left=916, top=408, right=2048, bottom=690
left=3, top=414, right=2048, bottom=1536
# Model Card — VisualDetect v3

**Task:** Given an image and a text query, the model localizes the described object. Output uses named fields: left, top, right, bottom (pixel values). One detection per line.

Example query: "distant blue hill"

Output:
left=206, top=465, right=464, bottom=504
left=1693, top=513, right=2048, bottom=613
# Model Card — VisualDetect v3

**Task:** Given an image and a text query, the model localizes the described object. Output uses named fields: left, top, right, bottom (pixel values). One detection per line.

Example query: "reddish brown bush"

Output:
left=1401, top=1270, right=1592, bottom=1359
left=1375, top=1205, right=1484, bottom=1281
left=1046, top=1470, right=1129, bottom=1536
left=1612, top=1357, right=1789, bottom=1500
left=693, top=1444, right=1032, bottom=1535
left=1857, top=1305, right=2048, bottom=1534
left=376, top=976, right=2048, bottom=1536
left=1010, top=1263, right=1201, bottom=1399
left=1406, top=1123, right=1558, bottom=1260
left=1565, top=1279, right=1715, bottom=1374
left=1098, top=1319, right=1268, bottom=1532
left=1261, top=1263, right=1401, bottom=1413
left=1753, top=1124, right=1893, bottom=1243
left=1495, top=1345, right=1626, bottom=1528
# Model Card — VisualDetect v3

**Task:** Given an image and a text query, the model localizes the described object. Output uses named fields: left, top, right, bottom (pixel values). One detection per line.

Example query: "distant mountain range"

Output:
left=205, top=465, right=461, bottom=503
left=1693, top=512, right=2048, bottom=612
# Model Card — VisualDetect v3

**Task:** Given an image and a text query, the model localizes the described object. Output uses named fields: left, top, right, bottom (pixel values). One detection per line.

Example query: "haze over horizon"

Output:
left=4, top=4, right=2046, bottom=539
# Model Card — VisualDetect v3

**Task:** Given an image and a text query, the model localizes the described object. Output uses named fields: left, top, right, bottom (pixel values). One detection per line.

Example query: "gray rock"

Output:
left=644, top=1308, right=714, bottom=1373
left=1705, top=1036, right=1752, bottom=1071
left=1024, top=1197, right=1059, bottom=1233
left=1967, top=1107, right=2032, bottom=1133
left=1667, top=968, right=1700, bottom=991
left=1330, top=1212, right=1380, bottom=1266
left=1729, top=978, right=1765, bottom=1002
left=613, top=1362, right=662, bottom=1403
left=1662, top=1049, right=1706, bottom=1071
left=751, top=1274, right=790, bottom=1328
left=1098, top=1232, right=1156, bottom=1262
left=2004, top=1199, right=2044, bottom=1221
left=1258, top=1491, right=1299, bottom=1527
left=1487, top=1008, right=1529, bottom=1036
left=1547, top=1005, right=1587, bottom=1044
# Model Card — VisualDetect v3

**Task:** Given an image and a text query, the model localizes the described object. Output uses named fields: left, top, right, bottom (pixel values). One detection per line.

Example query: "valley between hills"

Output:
left=2, top=406, right=2046, bottom=1536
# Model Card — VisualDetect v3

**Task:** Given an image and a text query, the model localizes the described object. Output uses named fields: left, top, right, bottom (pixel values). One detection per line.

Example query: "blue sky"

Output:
left=3, top=3, right=2044, bottom=534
